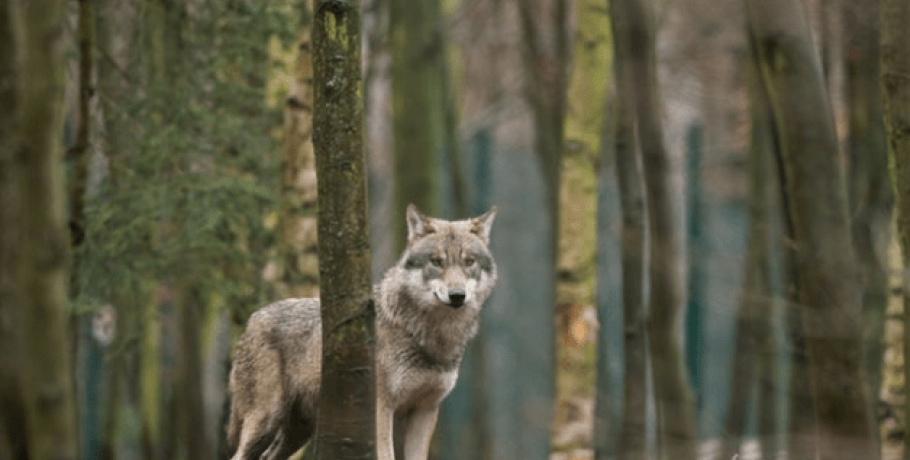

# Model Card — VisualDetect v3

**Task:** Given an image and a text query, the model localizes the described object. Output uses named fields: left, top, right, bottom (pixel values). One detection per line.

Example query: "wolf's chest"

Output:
left=385, top=365, right=458, bottom=413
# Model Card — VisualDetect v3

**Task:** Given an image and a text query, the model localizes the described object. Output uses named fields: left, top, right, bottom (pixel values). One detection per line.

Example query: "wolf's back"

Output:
left=226, top=298, right=323, bottom=452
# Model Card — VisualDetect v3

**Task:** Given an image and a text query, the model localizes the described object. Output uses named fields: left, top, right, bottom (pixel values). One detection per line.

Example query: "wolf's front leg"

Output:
left=403, top=407, right=440, bottom=460
left=377, top=399, right=396, bottom=460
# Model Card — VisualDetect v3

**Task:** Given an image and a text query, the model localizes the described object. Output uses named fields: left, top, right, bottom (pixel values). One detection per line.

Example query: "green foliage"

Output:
left=74, top=0, right=296, bottom=319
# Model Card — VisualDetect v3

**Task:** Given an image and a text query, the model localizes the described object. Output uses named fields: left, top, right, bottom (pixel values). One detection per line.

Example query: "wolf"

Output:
left=227, top=204, right=498, bottom=460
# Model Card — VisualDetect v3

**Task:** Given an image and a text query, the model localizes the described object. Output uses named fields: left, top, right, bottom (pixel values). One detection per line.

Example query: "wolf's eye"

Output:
left=464, top=257, right=475, bottom=267
left=430, top=256, right=444, bottom=267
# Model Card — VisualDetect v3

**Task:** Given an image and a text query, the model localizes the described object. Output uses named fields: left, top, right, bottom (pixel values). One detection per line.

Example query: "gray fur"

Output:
left=227, top=205, right=497, bottom=460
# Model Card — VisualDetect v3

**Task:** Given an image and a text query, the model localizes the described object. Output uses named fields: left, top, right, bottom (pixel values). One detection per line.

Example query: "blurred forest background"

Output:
left=2, top=0, right=910, bottom=459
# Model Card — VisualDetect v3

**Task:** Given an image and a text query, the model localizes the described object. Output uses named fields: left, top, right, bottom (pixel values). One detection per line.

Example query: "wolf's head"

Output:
left=396, top=204, right=498, bottom=311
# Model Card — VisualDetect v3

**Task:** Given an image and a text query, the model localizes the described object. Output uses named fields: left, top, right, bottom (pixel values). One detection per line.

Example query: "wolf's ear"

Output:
left=470, top=206, right=497, bottom=243
left=406, top=203, right=434, bottom=241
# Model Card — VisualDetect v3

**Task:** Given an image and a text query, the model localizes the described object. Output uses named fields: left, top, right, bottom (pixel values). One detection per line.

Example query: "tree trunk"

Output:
left=13, top=0, right=79, bottom=457
left=784, top=239, right=817, bottom=460
left=611, top=0, right=698, bottom=457
left=748, top=0, right=877, bottom=458
left=517, top=0, right=568, bottom=259
left=440, top=57, right=467, bottom=219
left=517, top=2, right=567, bottom=458
left=601, top=12, right=648, bottom=459
left=178, top=285, right=210, bottom=460
left=748, top=47, right=782, bottom=460
left=69, top=0, right=94, bottom=248
left=880, top=0, right=910, bottom=459
left=615, top=96, right=649, bottom=460
left=844, top=0, right=890, bottom=425
left=720, top=50, right=776, bottom=460
left=278, top=3, right=319, bottom=299
left=390, top=0, right=444, bottom=248
left=312, top=1, right=376, bottom=459
left=0, top=0, right=27, bottom=457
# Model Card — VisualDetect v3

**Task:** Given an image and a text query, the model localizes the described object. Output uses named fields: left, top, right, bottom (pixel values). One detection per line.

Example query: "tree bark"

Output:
left=611, top=0, right=698, bottom=458
left=517, top=0, right=568, bottom=260
left=13, top=0, right=79, bottom=457
left=312, top=1, right=376, bottom=459
left=748, top=49, right=782, bottom=460
left=748, top=0, right=877, bottom=458
left=880, top=0, right=910, bottom=459
left=603, top=11, right=648, bottom=460
left=0, top=0, right=27, bottom=457
left=178, top=286, right=210, bottom=460
left=844, top=0, right=890, bottom=423
left=720, top=50, right=776, bottom=460
left=69, top=0, right=94, bottom=248
left=516, top=2, right=567, bottom=458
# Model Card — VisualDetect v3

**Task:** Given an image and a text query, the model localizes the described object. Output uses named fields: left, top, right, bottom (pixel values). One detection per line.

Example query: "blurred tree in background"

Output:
left=718, top=46, right=777, bottom=460
left=748, top=0, right=877, bottom=458
left=882, top=0, right=910, bottom=458
left=614, top=0, right=698, bottom=456
left=0, top=0, right=26, bottom=456
left=390, top=0, right=445, bottom=248
left=6, top=0, right=79, bottom=459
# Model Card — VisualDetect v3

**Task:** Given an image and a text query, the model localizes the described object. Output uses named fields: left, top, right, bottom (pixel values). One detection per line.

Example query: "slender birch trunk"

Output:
left=880, top=0, right=910, bottom=458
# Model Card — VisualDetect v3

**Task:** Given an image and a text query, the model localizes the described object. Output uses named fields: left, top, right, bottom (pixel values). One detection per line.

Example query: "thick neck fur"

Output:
left=376, top=266, right=488, bottom=372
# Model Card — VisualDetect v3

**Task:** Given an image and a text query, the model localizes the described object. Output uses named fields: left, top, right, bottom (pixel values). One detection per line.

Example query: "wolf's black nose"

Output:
left=448, top=290, right=466, bottom=307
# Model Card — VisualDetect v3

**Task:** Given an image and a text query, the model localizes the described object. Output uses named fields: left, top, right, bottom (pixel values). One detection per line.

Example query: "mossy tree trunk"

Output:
left=13, top=0, right=79, bottom=457
left=611, top=0, right=698, bottom=457
left=0, top=0, right=27, bottom=457
left=748, top=0, right=877, bottom=458
left=880, top=0, right=910, bottom=459
left=312, top=1, right=376, bottom=459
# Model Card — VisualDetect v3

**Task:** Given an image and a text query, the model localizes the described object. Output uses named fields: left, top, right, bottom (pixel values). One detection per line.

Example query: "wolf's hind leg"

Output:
left=230, top=409, right=282, bottom=460
left=262, top=419, right=312, bottom=460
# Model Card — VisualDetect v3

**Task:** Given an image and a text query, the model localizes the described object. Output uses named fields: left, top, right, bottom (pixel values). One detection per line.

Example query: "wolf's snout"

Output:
left=447, top=289, right=466, bottom=307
